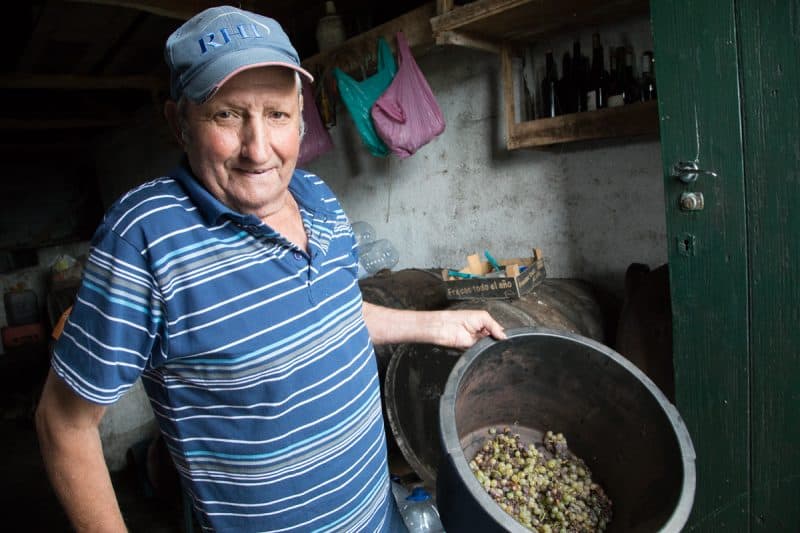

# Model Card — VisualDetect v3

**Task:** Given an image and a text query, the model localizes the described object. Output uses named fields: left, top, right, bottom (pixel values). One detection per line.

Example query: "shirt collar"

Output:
left=169, top=160, right=337, bottom=227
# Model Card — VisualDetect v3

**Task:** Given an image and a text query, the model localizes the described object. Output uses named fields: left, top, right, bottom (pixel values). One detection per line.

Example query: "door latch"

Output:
left=671, top=161, right=718, bottom=184
left=679, top=192, right=704, bottom=211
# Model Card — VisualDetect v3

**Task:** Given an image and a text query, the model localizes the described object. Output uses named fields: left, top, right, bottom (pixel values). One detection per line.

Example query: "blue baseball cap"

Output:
left=165, top=6, right=313, bottom=103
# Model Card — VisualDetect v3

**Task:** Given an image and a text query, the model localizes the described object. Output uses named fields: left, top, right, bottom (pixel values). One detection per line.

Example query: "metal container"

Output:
left=359, top=268, right=449, bottom=458
left=385, top=279, right=609, bottom=488
left=437, top=328, right=696, bottom=532
left=4, top=289, right=40, bottom=326
left=359, top=268, right=448, bottom=378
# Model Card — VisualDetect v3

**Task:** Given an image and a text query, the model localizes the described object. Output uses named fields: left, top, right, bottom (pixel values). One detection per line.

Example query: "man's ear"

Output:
left=164, top=100, right=185, bottom=148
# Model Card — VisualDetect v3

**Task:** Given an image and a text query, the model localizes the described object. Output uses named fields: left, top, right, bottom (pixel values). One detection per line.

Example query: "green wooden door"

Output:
left=651, top=1, right=800, bottom=531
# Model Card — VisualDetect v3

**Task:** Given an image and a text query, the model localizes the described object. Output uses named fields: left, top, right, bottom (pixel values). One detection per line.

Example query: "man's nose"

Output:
left=240, top=118, right=271, bottom=162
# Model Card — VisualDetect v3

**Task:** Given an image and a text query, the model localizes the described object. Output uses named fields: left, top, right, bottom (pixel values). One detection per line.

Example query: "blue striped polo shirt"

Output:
left=51, top=163, right=400, bottom=532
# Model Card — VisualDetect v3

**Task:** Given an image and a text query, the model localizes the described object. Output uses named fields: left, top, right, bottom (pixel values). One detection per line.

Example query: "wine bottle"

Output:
left=572, top=39, right=589, bottom=112
left=623, top=46, right=641, bottom=104
left=587, top=33, right=609, bottom=110
left=558, top=51, right=577, bottom=114
left=607, top=46, right=625, bottom=107
left=541, top=49, right=560, bottom=117
left=640, top=51, right=657, bottom=101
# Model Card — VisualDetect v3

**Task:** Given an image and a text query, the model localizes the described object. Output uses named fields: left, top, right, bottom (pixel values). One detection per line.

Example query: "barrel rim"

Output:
left=438, top=326, right=697, bottom=533
left=384, top=342, right=439, bottom=487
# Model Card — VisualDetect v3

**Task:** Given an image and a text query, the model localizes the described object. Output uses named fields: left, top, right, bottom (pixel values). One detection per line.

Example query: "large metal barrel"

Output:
left=358, top=268, right=449, bottom=458
left=384, top=278, right=613, bottom=488
left=359, top=268, right=449, bottom=378
left=437, top=328, right=695, bottom=532
left=615, top=263, right=675, bottom=401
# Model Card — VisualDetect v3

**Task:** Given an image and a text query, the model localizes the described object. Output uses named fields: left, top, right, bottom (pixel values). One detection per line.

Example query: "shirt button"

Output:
left=293, top=251, right=303, bottom=261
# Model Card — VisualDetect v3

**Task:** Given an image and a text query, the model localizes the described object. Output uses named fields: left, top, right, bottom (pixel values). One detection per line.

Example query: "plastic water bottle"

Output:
left=398, top=487, right=445, bottom=533
left=351, top=220, right=376, bottom=248
left=390, top=474, right=410, bottom=505
left=358, top=238, right=399, bottom=276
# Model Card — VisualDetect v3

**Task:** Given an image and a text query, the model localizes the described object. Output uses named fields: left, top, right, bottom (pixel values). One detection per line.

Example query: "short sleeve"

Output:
left=51, top=223, right=162, bottom=405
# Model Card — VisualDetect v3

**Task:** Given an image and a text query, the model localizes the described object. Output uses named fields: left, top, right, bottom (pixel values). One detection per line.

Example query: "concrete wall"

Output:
left=303, top=45, right=667, bottom=296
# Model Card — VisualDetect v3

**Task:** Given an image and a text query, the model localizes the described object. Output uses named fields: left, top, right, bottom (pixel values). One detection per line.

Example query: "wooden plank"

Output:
left=301, top=3, right=436, bottom=76
left=651, top=0, right=750, bottom=528
left=0, top=73, right=162, bottom=90
left=431, top=0, right=649, bottom=45
left=506, top=100, right=658, bottom=148
left=466, top=254, right=484, bottom=275
left=436, top=0, right=454, bottom=15
left=434, top=30, right=501, bottom=53
left=66, top=0, right=223, bottom=20
left=76, top=11, right=148, bottom=74
left=0, top=117, right=132, bottom=129
left=736, top=2, right=800, bottom=530
left=500, top=45, right=517, bottom=149
left=17, top=3, right=61, bottom=71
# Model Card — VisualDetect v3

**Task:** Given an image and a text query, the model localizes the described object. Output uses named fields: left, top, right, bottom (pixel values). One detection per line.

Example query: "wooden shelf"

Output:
left=301, top=3, right=437, bottom=76
left=431, top=0, right=650, bottom=48
left=499, top=43, right=658, bottom=148
left=506, top=100, right=659, bottom=148
left=434, top=0, right=658, bottom=148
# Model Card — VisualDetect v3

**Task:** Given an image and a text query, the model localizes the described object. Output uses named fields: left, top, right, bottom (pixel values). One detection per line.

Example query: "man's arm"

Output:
left=362, top=301, right=506, bottom=350
left=35, top=369, right=128, bottom=533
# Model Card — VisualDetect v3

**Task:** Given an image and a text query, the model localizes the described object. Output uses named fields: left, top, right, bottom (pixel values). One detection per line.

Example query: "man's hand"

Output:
left=427, top=309, right=507, bottom=350
left=362, top=302, right=506, bottom=349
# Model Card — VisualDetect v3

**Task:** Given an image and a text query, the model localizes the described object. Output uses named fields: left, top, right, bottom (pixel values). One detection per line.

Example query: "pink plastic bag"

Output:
left=298, top=78, right=334, bottom=166
left=371, top=32, right=445, bottom=158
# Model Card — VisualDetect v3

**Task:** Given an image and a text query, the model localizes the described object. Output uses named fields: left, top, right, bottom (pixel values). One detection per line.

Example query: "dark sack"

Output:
left=298, top=78, right=334, bottom=166
left=371, top=32, right=445, bottom=158
left=333, top=37, right=397, bottom=157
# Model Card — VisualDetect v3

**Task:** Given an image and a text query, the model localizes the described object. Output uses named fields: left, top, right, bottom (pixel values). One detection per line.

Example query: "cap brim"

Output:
left=184, top=47, right=314, bottom=103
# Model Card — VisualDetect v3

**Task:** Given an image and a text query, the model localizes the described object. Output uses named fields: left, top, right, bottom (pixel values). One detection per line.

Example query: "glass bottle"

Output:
left=541, top=49, right=560, bottom=117
left=558, top=51, right=577, bottom=114
left=572, top=39, right=589, bottom=112
left=623, top=46, right=641, bottom=103
left=587, top=33, right=609, bottom=110
left=640, top=51, right=657, bottom=101
left=607, top=46, right=625, bottom=107
left=315, top=1, right=345, bottom=52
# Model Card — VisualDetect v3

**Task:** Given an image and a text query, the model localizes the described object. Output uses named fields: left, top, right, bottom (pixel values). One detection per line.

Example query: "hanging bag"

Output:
left=333, top=37, right=397, bottom=157
left=297, top=78, right=334, bottom=166
left=371, top=32, right=446, bottom=158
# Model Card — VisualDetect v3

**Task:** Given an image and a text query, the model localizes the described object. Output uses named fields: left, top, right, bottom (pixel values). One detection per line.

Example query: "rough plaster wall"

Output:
left=304, top=46, right=667, bottom=296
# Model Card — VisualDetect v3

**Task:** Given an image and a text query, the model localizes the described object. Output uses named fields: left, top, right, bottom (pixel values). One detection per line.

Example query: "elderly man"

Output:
left=35, top=5, right=504, bottom=532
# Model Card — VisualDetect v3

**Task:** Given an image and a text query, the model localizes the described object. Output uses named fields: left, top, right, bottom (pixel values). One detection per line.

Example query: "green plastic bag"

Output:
left=333, top=37, right=397, bottom=157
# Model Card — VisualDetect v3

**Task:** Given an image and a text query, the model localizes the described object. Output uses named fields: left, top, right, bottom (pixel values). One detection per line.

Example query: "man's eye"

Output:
left=215, top=110, right=236, bottom=120
left=269, top=111, right=288, bottom=120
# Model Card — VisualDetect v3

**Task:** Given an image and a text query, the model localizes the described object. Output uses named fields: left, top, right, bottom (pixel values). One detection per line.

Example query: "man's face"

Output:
left=180, top=66, right=302, bottom=220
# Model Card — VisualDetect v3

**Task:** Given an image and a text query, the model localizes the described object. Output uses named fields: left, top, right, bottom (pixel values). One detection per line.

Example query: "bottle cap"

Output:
left=406, top=487, right=432, bottom=502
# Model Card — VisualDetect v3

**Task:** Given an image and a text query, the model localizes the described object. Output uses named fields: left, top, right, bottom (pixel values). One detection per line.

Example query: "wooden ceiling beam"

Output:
left=18, top=2, right=61, bottom=71
left=0, top=117, right=133, bottom=130
left=75, top=10, right=146, bottom=74
left=0, top=74, right=163, bottom=90
left=66, top=0, right=235, bottom=20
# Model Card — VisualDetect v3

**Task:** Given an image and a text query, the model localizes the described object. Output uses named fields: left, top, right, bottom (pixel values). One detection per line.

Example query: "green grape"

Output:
left=470, top=427, right=612, bottom=532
